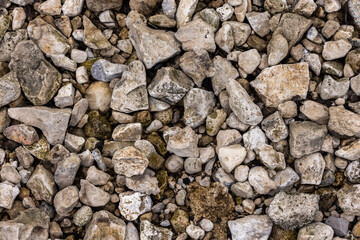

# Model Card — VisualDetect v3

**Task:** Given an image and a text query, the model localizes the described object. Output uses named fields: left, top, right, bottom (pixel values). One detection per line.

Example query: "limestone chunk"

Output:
left=328, top=106, right=360, bottom=137
left=218, top=144, right=247, bottom=173
left=294, top=153, right=326, bottom=185
left=54, top=186, right=79, bottom=216
left=261, top=111, right=288, bottom=142
left=167, top=126, right=199, bottom=158
left=83, top=16, right=111, bottom=50
left=0, top=181, right=19, bottom=209
left=27, top=165, right=57, bottom=203
left=211, top=56, right=239, bottom=95
left=248, top=166, right=276, bottom=194
left=228, top=215, right=273, bottom=240
left=335, top=139, right=360, bottom=160
left=79, top=180, right=110, bottom=207
left=118, top=191, right=152, bottom=221
left=112, top=146, right=149, bottom=177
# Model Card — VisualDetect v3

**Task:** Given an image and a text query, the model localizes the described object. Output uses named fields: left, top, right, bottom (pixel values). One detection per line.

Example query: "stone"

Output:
left=76, top=66, right=89, bottom=84
left=335, top=139, right=360, bottom=160
left=213, top=167, right=235, bottom=188
left=27, top=18, right=70, bottom=56
left=328, top=106, right=360, bottom=137
left=64, top=133, right=85, bottom=153
left=15, top=146, right=34, bottom=169
left=8, top=107, right=71, bottom=145
left=50, top=54, right=76, bottom=72
left=84, top=110, right=111, bottom=139
left=337, top=185, right=360, bottom=216
left=183, top=88, right=216, bottom=128
left=218, top=144, right=246, bottom=173
left=38, top=0, right=61, bottom=15
left=345, top=161, right=360, bottom=183
left=324, top=0, right=341, bottom=12
left=54, top=153, right=81, bottom=189
left=238, top=49, right=261, bottom=74
left=186, top=222, right=205, bottom=240
left=71, top=49, right=87, bottom=63
left=148, top=67, right=193, bottom=105
left=211, top=56, right=239, bottom=95
left=261, top=111, right=288, bottom=142
left=348, top=0, right=360, bottom=29
left=346, top=48, right=360, bottom=75
left=215, top=24, right=234, bottom=53
left=199, top=219, right=213, bottom=232
left=0, top=15, right=10, bottom=41
left=73, top=206, right=92, bottom=227
left=27, top=165, right=57, bottom=203
left=294, top=153, right=326, bottom=185
left=322, top=20, right=340, bottom=39
left=300, top=100, right=329, bottom=124
left=351, top=74, right=360, bottom=95
left=176, top=0, right=198, bottom=27
left=291, top=0, right=317, bottom=17
left=248, top=166, right=276, bottom=194
left=86, top=166, right=110, bottom=185
left=54, top=186, right=79, bottom=215
left=322, top=40, right=352, bottom=61
left=269, top=192, right=319, bottom=229
left=62, top=0, right=84, bottom=16
left=162, top=0, right=176, bottom=18
left=4, top=124, right=38, bottom=145
left=325, top=217, right=349, bottom=237
left=112, top=123, right=142, bottom=142
left=224, top=22, right=251, bottom=46
left=126, top=222, right=140, bottom=240
left=129, top=23, right=180, bottom=69
left=12, top=8, right=26, bottom=30
left=54, top=83, right=75, bottom=108
left=112, top=146, right=149, bottom=177
left=148, top=14, right=176, bottom=28
left=184, top=157, right=203, bottom=174
left=69, top=99, right=88, bottom=127
left=256, top=144, right=286, bottom=170
left=125, top=173, right=160, bottom=195
left=251, top=63, right=310, bottom=107
left=243, top=126, right=266, bottom=150
left=246, top=12, right=270, bottom=37
left=91, top=59, right=128, bottom=82
left=320, top=76, right=350, bottom=101
left=305, top=53, right=321, bottom=76
left=234, top=165, right=249, bottom=182
left=274, top=167, right=300, bottom=189
left=206, top=109, right=227, bottom=136
left=1, top=164, right=21, bottom=184
left=226, top=79, right=263, bottom=125
left=118, top=191, right=152, bottom=221
left=165, top=155, right=184, bottom=173
left=0, top=30, right=28, bottom=62
left=278, top=101, right=298, bottom=118
left=9, top=40, right=62, bottom=106
left=230, top=181, right=254, bottom=198
left=289, top=121, right=327, bottom=158
left=0, top=181, right=19, bottom=209
left=79, top=179, right=110, bottom=207
left=140, top=220, right=173, bottom=240
left=228, top=215, right=273, bottom=240
left=110, top=61, right=148, bottom=113
left=175, top=19, right=216, bottom=52
left=83, top=16, right=111, bottom=50
left=267, top=34, right=288, bottom=66
left=297, top=222, right=334, bottom=240
left=84, top=210, right=126, bottom=240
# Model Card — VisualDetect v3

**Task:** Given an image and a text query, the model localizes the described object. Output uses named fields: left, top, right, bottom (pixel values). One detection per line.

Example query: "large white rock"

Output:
left=228, top=215, right=273, bottom=240
left=218, top=144, right=247, bottom=173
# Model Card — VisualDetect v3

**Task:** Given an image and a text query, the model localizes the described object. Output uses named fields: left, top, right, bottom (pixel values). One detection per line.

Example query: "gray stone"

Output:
left=0, top=164, right=21, bottom=184
left=322, top=40, right=352, bottom=61
left=0, top=181, right=19, bottom=209
left=167, top=126, right=199, bottom=157
left=230, top=181, right=254, bottom=198
left=73, top=206, right=92, bottom=227
left=267, top=34, right=288, bottom=66
left=297, top=222, right=334, bottom=240
left=83, top=16, right=111, bottom=50
left=165, top=155, right=184, bottom=173
left=125, top=173, right=160, bottom=195
left=337, top=184, right=360, bottom=216
left=248, top=166, right=276, bottom=194
left=62, top=0, right=84, bottom=16
left=15, top=146, right=34, bottom=169
left=211, top=56, right=239, bottom=95
left=118, top=191, right=152, bottom=221
left=255, top=144, right=286, bottom=170
left=184, top=157, right=203, bottom=174
left=0, top=29, right=27, bottom=62
left=54, top=83, right=75, bottom=108
left=243, top=126, right=267, bottom=150
left=70, top=98, right=88, bottom=126
left=320, top=76, right=349, bottom=100
left=324, top=217, right=349, bottom=237
left=54, top=186, right=79, bottom=216
left=27, top=165, right=57, bottom=203
left=328, top=106, right=360, bottom=137
left=238, top=49, right=261, bottom=75
left=246, top=12, right=270, bottom=37
left=140, top=220, right=173, bottom=240
left=176, top=0, right=198, bottom=27
left=0, top=71, right=20, bottom=108
left=294, top=153, right=326, bottom=185
left=91, top=59, right=128, bottom=82
left=54, top=153, right=81, bottom=189
left=274, top=167, right=300, bottom=189
left=79, top=179, right=110, bottom=207
left=228, top=215, right=273, bottom=240
left=348, top=0, right=360, bottom=29
left=300, top=100, right=329, bottom=125
left=335, top=139, right=360, bottom=160
left=261, top=111, right=288, bottom=142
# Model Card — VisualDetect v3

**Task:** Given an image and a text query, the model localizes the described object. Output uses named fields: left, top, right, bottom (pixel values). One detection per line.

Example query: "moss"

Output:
left=270, top=225, right=297, bottom=240
left=24, top=136, right=50, bottom=160
left=84, top=137, right=101, bottom=151
left=333, top=171, right=344, bottom=187
left=84, top=111, right=112, bottom=140
left=80, top=57, right=101, bottom=74
left=146, top=132, right=167, bottom=156
left=170, top=209, right=189, bottom=233
left=136, top=111, right=152, bottom=127
left=155, top=170, right=168, bottom=200
left=148, top=151, right=164, bottom=170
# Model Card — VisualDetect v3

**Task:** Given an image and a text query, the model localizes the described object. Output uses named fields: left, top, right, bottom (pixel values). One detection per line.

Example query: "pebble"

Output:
left=54, top=83, right=75, bottom=108
left=228, top=215, right=273, bottom=240
left=112, top=123, right=142, bottom=141
left=62, top=0, right=84, bottom=17
left=12, top=7, right=26, bottom=30
left=261, top=111, right=288, bottom=142
left=26, top=165, right=57, bottom=203
left=167, top=127, right=199, bottom=158
left=0, top=181, right=19, bottom=209
left=199, top=219, right=213, bottom=232
left=211, top=56, right=239, bottom=95
left=300, top=100, right=329, bottom=124
left=73, top=206, right=92, bottom=227
left=3, top=124, right=38, bottom=145
left=125, top=173, right=160, bottom=195
left=86, top=166, right=110, bottom=185
left=294, top=153, right=326, bottom=185
left=328, top=106, right=360, bottom=137
left=176, top=0, right=198, bottom=27
left=248, top=166, right=276, bottom=194
left=140, top=220, right=173, bottom=240
left=186, top=222, right=205, bottom=240
left=274, top=167, right=300, bottom=189
left=83, top=16, right=111, bottom=50
left=256, top=144, right=286, bottom=170
left=118, top=191, right=152, bottom=221
left=335, top=139, right=360, bottom=160
left=54, top=186, right=79, bottom=215
left=320, top=75, right=349, bottom=100
left=297, top=222, right=334, bottom=240
left=165, top=155, right=184, bottom=173
left=79, top=179, right=110, bottom=207
left=325, top=216, right=349, bottom=237
left=54, top=153, right=81, bottom=189
left=91, top=59, right=128, bottom=82
left=218, top=144, right=247, bottom=173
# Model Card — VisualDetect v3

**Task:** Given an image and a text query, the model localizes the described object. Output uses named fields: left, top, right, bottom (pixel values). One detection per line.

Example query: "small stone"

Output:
left=267, top=34, right=288, bottom=66
left=216, top=3, right=234, bottom=21
left=218, top=144, right=247, bottom=173
left=86, top=166, right=110, bottom=185
left=69, top=98, right=88, bottom=127
left=278, top=101, right=298, bottom=118
left=0, top=30, right=28, bottom=62
left=112, top=146, right=149, bottom=177
left=83, top=16, right=111, bottom=50
left=38, top=0, right=61, bottom=16
left=322, top=40, right=352, bottom=61
left=238, top=49, right=261, bottom=74
left=162, top=0, right=176, bottom=19
left=0, top=164, right=21, bottom=184
left=62, top=0, right=84, bottom=17
left=112, top=123, right=142, bottom=141
left=167, top=127, right=199, bottom=158
left=291, top=0, right=317, bottom=17
left=297, top=222, right=334, bottom=240
left=345, top=161, right=360, bottom=183
left=248, top=166, right=276, bottom=194
left=76, top=66, right=89, bottom=84
left=328, top=106, right=360, bottom=137
left=324, top=216, right=349, bottom=237
left=294, top=153, right=326, bottom=185
left=91, top=59, right=127, bottom=82
left=243, top=126, right=266, bottom=150
left=274, top=167, right=300, bottom=189
left=246, top=12, right=270, bottom=37
left=348, top=0, right=360, bottom=29
left=79, top=179, right=110, bottom=207
left=4, top=124, right=38, bottom=145
left=300, top=100, right=329, bottom=124
left=125, top=173, right=160, bottom=195
left=206, top=109, right=227, bottom=136
left=261, top=111, right=288, bottom=142
left=27, top=165, right=57, bottom=203
left=184, top=157, right=203, bottom=174
left=118, top=191, right=152, bottom=221
left=186, top=222, right=205, bottom=240
left=25, top=136, right=50, bottom=160
left=322, top=20, right=340, bottom=39
left=234, top=165, right=249, bottom=182
left=165, top=155, right=184, bottom=172
left=215, top=24, right=234, bottom=53
left=268, top=192, right=319, bottom=229
left=15, top=146, right=34, bottom=169
left=305, top=53, right=321, bottom=76
left=320, top=75, right=349, bottom=100
left=54, top=186, right=79, bottom=216
left=255, top=144, right=286, bottom=170
left=54, top=83, right=75, bottom=108
left=231, top=181, right=254, bottom=198
left=64, top=133, right=85, bottom=153
left=176, top=0, right=198, bottom=27
left=84, top=110, right=112, bottom=139
left=73, top=206, right=92, bottom=227
left=148, top=14, right=177, bottom=28
left=228, top=215, right=273, bottom=240
left=140, top=220, right=173, bottom=240
left=0, top=15, right=10, bottom=41
left=324, top=0, right=341, bottom=13
left=126, top=222, right=140, bottom=240
left=54, top=153, right=81, bottom=189
left=71, top=49, right=87, bottom=63
left=0, top=181, right=19, bottom=209
left=12, top=8, right=26, bottom=30
left=211, top=56, right=239, bottom=95
left=335, top=139, right=360, bottom=160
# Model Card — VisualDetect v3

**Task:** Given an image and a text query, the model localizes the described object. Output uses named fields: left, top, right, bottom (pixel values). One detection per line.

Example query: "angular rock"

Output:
left=8, top=107, right=71, bottom=145
left=112, top=123, right=142, bottom=141
left=267, top=34, right=288, bottom=66
left=261, top=111, right=288, bottom=142
left=0, top=181, right=19, bottom=209
left=26, top=165, right=57, bottom=203
left=322, top=40, right=352, bottom=61
left=83, top=16, right=111, bottom=50
left=54, top=153, right=81, bottom=189
left=246, top=12, right=270, bottom=37
left=324, top=216, right=348, bottom=238
left=337, top=185, right=360, bottom=216
left=167, top=126, right=199, bottom=157
left=299, top=100, right=329, bottom=125
left=70, top=98, right=88, bottom=126
left=248, top=166, right=276, bottom=194
left=0, top=71, right=20, bottom=108
left=251, top=63, right=310, bottom=107
left=345, top=160, right=360, bottom=183
left=38, top=0, right=61, bottom=15
left=348, top=0, right=360, bottom=29
left=118, top=191, right=152, bottom=221
left=211, top=56, right=239, bottom=95
left=176, top=0, right=198, bottom=27
left=62, top=0, right=84, bottom=16
left=320, top=75, right=349, bottom=100
left=91, top=59, right=128, bottom=82
left=238, top=49, right=261, bottom=74
left=4, top=124, right=38, bottom=145
left=228, top=215, right=273, bottom=240
left=79, top=180, right=110, bottom=207
left=274, top=167, right=300, bottom=189
left=297, top=222, right=334, bottom=240
left=294, top=153, right=326, bottom=185
left=140, top=220, right=173, bottom=240
left=125, top=173, right=160, bottom=195
left=243, top=126, right=266, bottom=150
left=256, top=144, right=286, bottom=170
left=0, top=14, right=10, bottom=41
left=0, top=29, right=28, bottom=62
left=335, top=139, right=360, bottom=160
left=54, top=186, right=79, bottom=215
left=54, top=83, right=75, bottom=108
left=112, top=146, right=149, bottom=177
left=328, top=106, right=360, bottom=137
left=86, top=166, right=110, bottom=185
left=218, top=144, right=246, bottom=173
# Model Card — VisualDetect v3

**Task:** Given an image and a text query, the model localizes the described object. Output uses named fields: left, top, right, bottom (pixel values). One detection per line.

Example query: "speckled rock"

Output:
left=118, top=191, right=152, bottom=221
left=228, top=215, right=273, bottom=240
left=112, top=146, right=149, bottom=177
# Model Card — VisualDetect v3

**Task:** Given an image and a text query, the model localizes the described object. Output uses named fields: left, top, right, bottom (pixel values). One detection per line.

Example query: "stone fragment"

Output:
left=186, top=222, right=205, bottom=239
left=248, top=166, right=276, bottom=194
left=274, top=167, right=300, bottom=189
left=335, top=139, right=360, bottom=160
left=267, top=34, right=288, bottom=66
left=206, top=109, right=227, bottom=136
left=62, top=0, right=84, bottom=16
left=91, top=59, right=128, bottom=82
left=38, top=0, right=61, bottom=16
left=325, top=217, right=348, bottom=237
left=322, top=40, right=352, bottom=61
left=27, top=165, right=57, bottom=203
left=167, top=127, right=199, bottom=157
left=176, top=0, right=198, bottom=27
left=216, top=4, right=234, bottom=21
left=261, top=111, right=288, bottom=142
left=112, top=123, right=142, bottom=141
left=218, top=144, right=246, bottom=173
left=215, top=24, right=234, bottom=53
left=291, top=0, right=317, bottom=17
left=54, top=186, right=79, bottom=215
left=246, top=12, right=270, bottom=37
left=184, top=158, right=203, bottom=174
left=0, top=15, right=10, bottom=41
left=324, top=0, right=341, bottom=12
left=256, top=144, right=286, bottom=170
left=112, top=146, right=149, bottom=177
left=54, top=153, right=81, bottom=189
left=15, top=146, right=34, bottom=169
left=4, top=124, right=38, bottom=145
left=148, top=67, right=193, bottom=105
left=73, top=206, right=92, bottom=227
left=328, top=106, right=360, bottom=137
left=297, top=222, right=334, bottom=240
left=345, top=161, right=360, bottom=183
left=12, top=8, right=26, bottom=30
left=162, top=0, right=176, bottom=19
left=79, top=179, right=110, bottom=207
left=238, top=49, right=261, bottom=74
left=0, top=181, right=19, bottom=209
left=231, top=181, right=254, bottom=198
left=125, top=173, right=160, bottom=195
left=83, top=16, right=111, bottom=50
left=86, top=166, right=110, bottom=185
left=268, top=192, right=319, bottom=229
left=348, top=0, right=360, bottom=29
left=69, top=98, right=88, bottom=127
left=300, top=100, right=329, bottom=124
left=129, top=23, right=180, bottom=69
left=84, top=110, right=112, bottom=139
left=64, top=133, right=85, bottom=153
left=140, top=220, right=173, bottom=240
left=294, top=153, right=326, bottom=185
left=337, top=185, right=360, bottom=216
left=54, top=83, right=75, bottom=108
left=118, top=191, right=152, bottom=221
left=251, top=63, right=310, bottom=107
left=243, top=126, right=266, bottom=150
left=211, top=56, right=239, bottom=95
left=8, top=107, right=71, bottom=145
left=0, top=30, right=28, bottom=62
left=165, top=155, right=184, bottom=173
left=228, top=215, right=273, bottom=240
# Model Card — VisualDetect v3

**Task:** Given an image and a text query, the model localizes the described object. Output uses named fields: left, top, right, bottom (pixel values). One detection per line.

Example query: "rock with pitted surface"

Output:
left=0, top=29, right=28, bottom=62
left=228, top=215, right=273, bottom=240
left=79, top=179, right=110, bottom=207
left=112, top=146, right=149, bottom=177
left=118, top=191, right=152, bottom=221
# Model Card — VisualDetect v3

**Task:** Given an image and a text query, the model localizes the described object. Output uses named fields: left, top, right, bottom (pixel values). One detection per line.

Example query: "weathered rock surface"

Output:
left=228, top=215, right=273, bottom=240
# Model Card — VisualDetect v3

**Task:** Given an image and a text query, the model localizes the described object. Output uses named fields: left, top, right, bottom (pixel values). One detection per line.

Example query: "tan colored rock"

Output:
left=328, top=106, right=360, bottom=137
left=112, top=146, right=149, bottom=177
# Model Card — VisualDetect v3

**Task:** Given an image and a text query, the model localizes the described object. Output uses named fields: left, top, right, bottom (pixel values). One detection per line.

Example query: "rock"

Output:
left=183, top=88, right=216, bottom=128
left=83, top=16, right=111, bottom=50
left=110, top=60, right=148, bottom=113
left=0, top=181, right=19, bottom=209
left=129, top=0, right=159, bottom=16
left=112, top=123, right=142, bottom=141
left=148, top=14, right=177, bottom=28
left=27, top=18, right=70, bottom=56
left=273, top=13, right=312, bottom=48
left=335, top=139, right=360, bottom=160
left=49, top=54, right=76, bottom=72
left=140, top=220, right=173, bottom=240
left=297, top=222, right=334, bottom=240
left=348, top=0, right=360, bottom=29
left=351, top=74, right=360, bottom=95
left=269, top=192, right=319, bottom=229
left=118, top=191, right=152, bottom=221
left=345, top=161, right=360, bottom=183
left=8, top=107, right=71, bottom=145
left=274, top=167, right=300, bottom=189
left=184, top=157, right=203, bottom=174
left=15, top=146, right=34, bottom=169
left=294, top=153, right=326, bottom=185
left=84, top=110, right=112, bottom=139
left=90, top=59, right=128, bottom=82
left=4, top=124, right=38, bottom=145
left=337, top=185, right=360, bottom=216
left=71, top=49, right=87, bottom=63
left=62, top=0, right=84, bottom=16
left=325, top=217, right=349, bottom=237
left=86, top=166, right=110, bottom=185
left=305, top=53, right=321, bottom=76
left=79, top=179, right=110, bottom=207
left=76, top=66, right=89, bottom=84
left=1, top=164, right=21, bottom=184
left=38, top=0, right=61, bottom=15
left=243, top=126, right=266, bottom=150
left=0, top=208, right=50, bottom=240
left=206, top=109, right=227, bottom=136
left=211, top=56, right=239, bottom=95
left=54, top=153, right=81, bottom=189
left=231, top=181, right=253, bottom=198
left=170, top=208, right=189, bottom=233
left=84, top=210, right=126, bottom=240
left=218, top=144, right=246, bottom=173
left=0, top=29, right=28, bottom=62
left=262, top=112, right=288, bottom=143
left=26, top=165, right=57, bottom=203
left=162, top=0, right=176, bottom=19
left=328, top=106, right=360, bottom=137
left=324, top=0, right=341, bottom=12
left=228, top=215, right=273, bottom=240
left=322, top=40, right=352, bottom=61
left=289, top=121, right=327, bottom=158
left=54, top=186, right=79, bottom=215
left=199, top=219, right=213, bottom=232
left=54, top=83, right=75, bottom=108
left=112, top=146, right=149, bottom=177
left=251, top=63, right=310, bottom=107
left=125, top=173, right=160, bottom=195
left=246, top=12, right=270, bottom=37
left=0, top=15, right=10, bottom=41
left=238, top=49, right=261, bottom=74
left=248, top=166, right=276, bottom=194
left=9, top=40, right=62, bottom=106
left=346, top=48, right=360, bottom=75
left=84, top=82, right=110, bottom=112
left=256, top=144, right=286, bottom=170
left=320, top=76, right=349, bottom=100
left=234, top=165, right=249, bottom=182
left=73, top=206, right=92, bottom=227
left=148, top=67, right=193, bottom=105
left=24, top=136, right=51, bottom=160
left=226, top=79, right=262, bottom=125
left=299, top=100, right=329, bottom=124
left=129, top=23, right=180, bottom=69
left=291, top=0, right=316, bottom=17
left=176, top=0, right=198, bottom=27
left=10, top=0, right=33, bottom=6
left=175, top=19, right=216, bottom=52
left=12, top=7, right=26, bottom=30
left=267, top=34, right=288, bottom=66
left=215, top=24, right=234, bottom=53
left=186, top=222, right=205, bottom=240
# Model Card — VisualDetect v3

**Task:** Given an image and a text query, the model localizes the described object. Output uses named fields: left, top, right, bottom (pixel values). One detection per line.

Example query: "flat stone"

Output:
left=299, top=100, right=329, bottom=124
left=0, top=29, right=28, bottom=62
left=335, top=139, right=360, bottom=160
left=228, top=215, right=273, bottom=240
left=231, top=181, right=254, bottom=198
left=348, top=0, right=360, bottom=29
left=8, top=107, right=71, bottom=145
left=38, top=0, right=61, bottom=15
left=54, top=153, right=81, bottom=189
left=4, top=124, right=38, bottom=145
left=83, top=16, right=111, bottom=50
left=118, top=191, right=152, bottom=221
left=73, top=206, right=92, bottom=227
left=246, top=12, right=270, bottom=37
left=325, top=217, right=349, bottom=237
left=129, top=23, right=181, bottom=69
left=268, top=192, right=319, bottom=229
left=251, top=63, right=310, bottom=107
left=84, top=210, right=126, bottom=240
left=112, top=146, right=149, bottom=177
left=248, top=166, right=276, bottom=194
left=148, top=67, right=194, bottom=105
left=294, top=153, right=326, bottom=185
left=320, top=75, right=349, bottom=100
left=337, top=184, right=360, bottom=216
left=125, top=173, right=160, bottom=195
left=0, top=181, right=19, bottom=209
left=54, top=186, right=79, bottom=216
left=328, top=106, right=360, bottom=137
left=274, top=167, right=300, bottom=189
left=289, top=121, right=327, bottom=158
left=298, top=222, right=334, bottom=240
left=9, top=40, right=62, bottom=106
left=167, top=126, right=199, bottom=158
left=91, top=59, right=128, bottom=82
left=79, top=179, right=110, bottom=207
left=54, top=83, right=75, bottom=108
left=69, top=98, right=88, bottom=127
left=140, top=220, right=173, bottom=240
left=211, top=56, right=239, bottom=95
left=26, top=165, right=57, bottom=203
